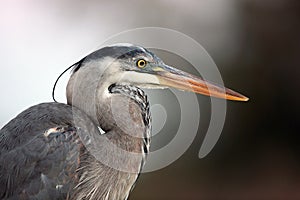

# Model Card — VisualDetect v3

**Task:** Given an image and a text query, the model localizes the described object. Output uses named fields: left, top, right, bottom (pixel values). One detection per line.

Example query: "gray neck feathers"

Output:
left=109, top=85, right=151, bottom=132
left=66, top=59, right=152, bottom=199
left=66, top=59, right=151, bottom=154
left=109, top=84, right=151, bottom=154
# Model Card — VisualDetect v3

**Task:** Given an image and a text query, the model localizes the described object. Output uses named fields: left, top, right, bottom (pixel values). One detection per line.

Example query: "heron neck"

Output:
left=109, top=84, right=151, bottom=130
left=66, top=64, right=151, bottom=155
left=95, top=84, right=151, bottom=154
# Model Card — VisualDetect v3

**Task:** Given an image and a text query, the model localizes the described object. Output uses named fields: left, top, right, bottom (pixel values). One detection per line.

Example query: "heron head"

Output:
left=72, top=43, right=248, bottom=101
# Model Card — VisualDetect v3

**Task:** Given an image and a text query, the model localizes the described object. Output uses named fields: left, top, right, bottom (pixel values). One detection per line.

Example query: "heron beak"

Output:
left=153, top=65, right=249, bottom=101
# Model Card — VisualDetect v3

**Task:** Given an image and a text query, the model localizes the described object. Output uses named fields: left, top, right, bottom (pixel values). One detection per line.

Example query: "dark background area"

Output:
left=1, top=0, right=300, bottom=199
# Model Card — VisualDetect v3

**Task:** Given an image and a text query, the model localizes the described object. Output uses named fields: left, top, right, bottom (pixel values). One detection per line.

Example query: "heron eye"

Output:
left=136, top=59, right=147, bottom=68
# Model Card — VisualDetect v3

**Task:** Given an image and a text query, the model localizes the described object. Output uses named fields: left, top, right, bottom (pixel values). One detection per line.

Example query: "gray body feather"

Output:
left=0, top=88, right=150, bottom=200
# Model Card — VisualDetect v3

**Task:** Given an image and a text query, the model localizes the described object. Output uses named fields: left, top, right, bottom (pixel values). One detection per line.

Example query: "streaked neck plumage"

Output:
left=66, top=58, right=151, bottom=199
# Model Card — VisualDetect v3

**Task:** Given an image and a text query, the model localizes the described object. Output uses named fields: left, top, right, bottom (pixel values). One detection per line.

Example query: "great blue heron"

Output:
left=0, top=44, right=248, bottom=200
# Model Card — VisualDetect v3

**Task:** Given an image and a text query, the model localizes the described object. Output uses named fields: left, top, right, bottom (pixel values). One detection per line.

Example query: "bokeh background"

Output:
left=1, top=0, right=300, bottom=199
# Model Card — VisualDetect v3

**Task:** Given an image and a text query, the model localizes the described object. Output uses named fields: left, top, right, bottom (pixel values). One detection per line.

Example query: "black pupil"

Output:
left=139, top=60, right=145, bottom=66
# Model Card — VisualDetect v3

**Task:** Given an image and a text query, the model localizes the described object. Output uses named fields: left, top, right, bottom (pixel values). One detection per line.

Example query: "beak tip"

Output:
left=240, top=93, right=249, bottom=102
left=232, top=95, right=249, bottom=102
left=234, top=95, right=249, bottom=102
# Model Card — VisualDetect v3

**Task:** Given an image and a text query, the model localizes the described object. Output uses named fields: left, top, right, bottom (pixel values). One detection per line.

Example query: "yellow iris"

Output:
left=136, top=59, right=147, bottom=68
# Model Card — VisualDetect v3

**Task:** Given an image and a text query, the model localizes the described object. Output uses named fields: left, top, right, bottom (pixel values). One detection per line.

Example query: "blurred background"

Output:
left=1, top=0, right=300, bottom=199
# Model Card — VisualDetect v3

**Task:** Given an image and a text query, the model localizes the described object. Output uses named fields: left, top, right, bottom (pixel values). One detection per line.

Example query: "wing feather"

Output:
left=0, top=103, right=96, bottom=200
